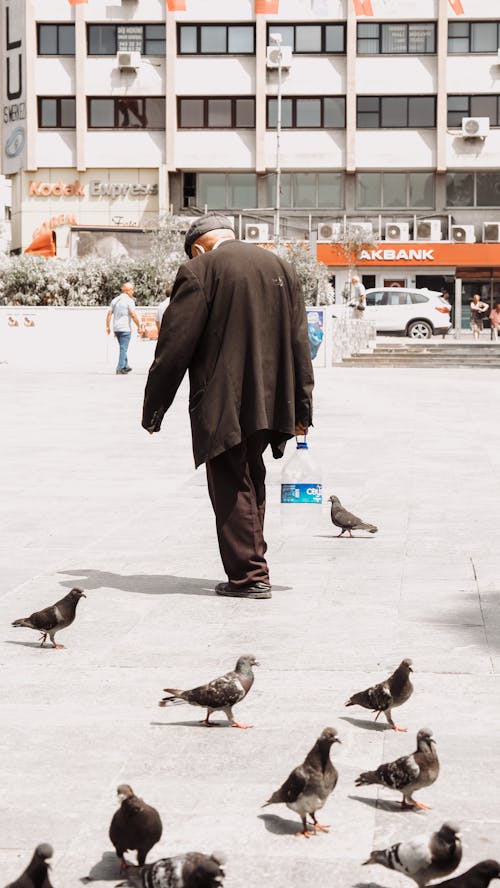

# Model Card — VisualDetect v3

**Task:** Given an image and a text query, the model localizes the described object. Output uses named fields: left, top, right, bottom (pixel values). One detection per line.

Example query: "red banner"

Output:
left=448, top=0, right=464, bottom=12
left=166, top=0, right=187, bottom=9
left=353, top=0, right=374, bottom=14
left=255, top=0, right=280, bottom=12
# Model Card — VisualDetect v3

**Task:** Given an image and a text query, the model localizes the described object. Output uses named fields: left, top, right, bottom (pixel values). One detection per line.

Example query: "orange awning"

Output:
left=24, top=230, right=56, bottom=257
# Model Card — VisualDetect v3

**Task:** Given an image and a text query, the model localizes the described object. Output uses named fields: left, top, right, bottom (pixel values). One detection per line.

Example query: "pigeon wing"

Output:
left=268, top=765, right=308, bottom=806
left=26, top=605, right=59, bottom=632
left=331, top=505, right=364, bottom=529
left=376, top=752, right=420, bottom=789
left=183, top=672, right=245, bottom=709
left=394, top=835, right=432, bottom=876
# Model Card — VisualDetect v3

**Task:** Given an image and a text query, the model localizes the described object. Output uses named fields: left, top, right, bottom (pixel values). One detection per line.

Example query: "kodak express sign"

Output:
left=317, top=242, right=500, bottom=268
left=29, top=180, right=84, bottom=197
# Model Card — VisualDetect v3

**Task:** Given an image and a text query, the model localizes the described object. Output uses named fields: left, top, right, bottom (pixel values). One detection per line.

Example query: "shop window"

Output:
left=38, top=96, right=76, bottom=129
left=448, top=95, right=500, bottom=127
left=38, top=23, right=75, bottom=55
left=357, top=96, right=436, bottom=128
left=178, top=97, right=255, bottom=129
left=446, top=171, right=500, bottom=207
left=267, top=96, right=345, bottom=128
left=178, top=24, right=254, bottom=54
left=88, top=97, right=165, bottom=129
left=448, top=21, right=500, bottom=54
left=266, top=172, right=344, bottom=209
left=266, top=22, right=345, bottom=53
left=87, top=24, right=166, bottom=56
left=357, top=172, right=434, bottom=209
left=357, top=22, right=435, bottom=55
left=197, top=173, right=257, bottom=209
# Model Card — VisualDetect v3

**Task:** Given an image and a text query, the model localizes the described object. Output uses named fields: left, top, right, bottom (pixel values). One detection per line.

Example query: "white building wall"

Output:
left=176, top=132, right=255, bottom=169
left=356, top=57, right=436, bottom=94
left=176, top=59, right=255, bottom=95
left=265, top=131, right=345, bottom=169
left=356, top=131, right=436, bottom=169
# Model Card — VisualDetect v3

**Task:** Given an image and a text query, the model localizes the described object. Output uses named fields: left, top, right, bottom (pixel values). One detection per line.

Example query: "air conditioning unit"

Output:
left=317, top=221, right=342, bottom=242
left=461, top=117, right=490, bottom=138
left=117, top=51, right=141, bottom=71
left=350, top=221, right=373, bottom=239
left=266, top=45, right=293, bottom=69
left=415, top=219, right=442, bottom=241
left=245, top=223, right=270, bottom=242
left=385, top=222, right=410, bottom=242
left=483, top=222, right=500, bottom=243
left=451, top=224, right=476, bottom=243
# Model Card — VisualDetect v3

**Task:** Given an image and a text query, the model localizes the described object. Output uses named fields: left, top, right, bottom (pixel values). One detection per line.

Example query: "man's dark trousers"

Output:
left=206, top=431, right=270, bottom=589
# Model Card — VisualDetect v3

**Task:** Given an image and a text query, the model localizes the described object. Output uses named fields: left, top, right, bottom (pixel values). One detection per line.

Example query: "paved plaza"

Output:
left=1, top=349, right=499, bottom=886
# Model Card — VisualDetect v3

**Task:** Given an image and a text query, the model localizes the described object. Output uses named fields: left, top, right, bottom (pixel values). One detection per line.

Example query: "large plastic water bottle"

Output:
left=280, top=438, right=323, bottom=534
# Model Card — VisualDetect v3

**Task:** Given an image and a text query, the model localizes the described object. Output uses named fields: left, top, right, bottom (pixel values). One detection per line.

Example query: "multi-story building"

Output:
left=2, top=0, right=500, bottom=321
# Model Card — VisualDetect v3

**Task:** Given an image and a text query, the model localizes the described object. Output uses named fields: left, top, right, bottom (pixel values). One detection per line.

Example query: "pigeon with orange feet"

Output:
left=345, top=658, right=413, bottom=731
left=159, top=655, right=258, bottom=728
left=355, top=727, right=439, bottom=810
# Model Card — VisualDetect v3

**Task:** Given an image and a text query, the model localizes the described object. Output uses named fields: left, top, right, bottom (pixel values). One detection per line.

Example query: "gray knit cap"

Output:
left=184, top=213, right=235, bottom=258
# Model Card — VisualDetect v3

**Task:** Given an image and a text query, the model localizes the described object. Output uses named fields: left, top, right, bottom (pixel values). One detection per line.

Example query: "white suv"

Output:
left=364, top=287, right=452, bottom=339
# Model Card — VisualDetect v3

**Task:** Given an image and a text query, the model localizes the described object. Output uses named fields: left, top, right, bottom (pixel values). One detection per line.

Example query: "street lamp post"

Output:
left=270, top=33, right=283, bottom=244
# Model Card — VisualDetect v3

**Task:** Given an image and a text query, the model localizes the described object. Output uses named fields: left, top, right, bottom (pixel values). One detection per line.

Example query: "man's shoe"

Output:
left=123, top=367, right=132, bottom=373
left=116, top=369, right=127, bottom=374
left=215, top=582, right=272, bottom=599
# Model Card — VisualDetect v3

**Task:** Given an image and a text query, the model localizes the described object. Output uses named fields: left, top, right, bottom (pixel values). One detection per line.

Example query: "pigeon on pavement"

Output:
left=345, top=658, right=414, bottom=731
left=433, top=861, right=500, bottom=888
left=329, top=494, right=378, bottom=537
left=11, top=588, right=86, bottom=648
left=355, top=727, right=439, bottom=809
left=159, top=655, right=258, bottom=728
left=122, top=851, right=225, bottom=888
left=363, top=822, right=462, bottom=886
left=109, top=785, right=163, bottom=871
left=5, top=843, right=54, bottom=888
left=262, top=727, right=341, bottom=837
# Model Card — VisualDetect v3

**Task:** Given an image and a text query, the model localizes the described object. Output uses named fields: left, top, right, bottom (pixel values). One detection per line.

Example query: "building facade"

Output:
left=2, top=0, right=500, bottom=320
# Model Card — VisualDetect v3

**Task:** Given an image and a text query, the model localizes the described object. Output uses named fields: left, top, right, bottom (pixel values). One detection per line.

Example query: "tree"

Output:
left=330, top=223, right=378, bottom=302
left=275, top=241, right=334, bottom=306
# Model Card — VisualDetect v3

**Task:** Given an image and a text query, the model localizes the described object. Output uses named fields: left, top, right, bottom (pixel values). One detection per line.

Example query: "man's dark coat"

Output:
left=142, top=239, right=314, bottom=467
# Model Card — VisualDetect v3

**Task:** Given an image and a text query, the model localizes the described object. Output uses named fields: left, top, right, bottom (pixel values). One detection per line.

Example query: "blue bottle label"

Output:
left=281, top=483, right=322, bottom=504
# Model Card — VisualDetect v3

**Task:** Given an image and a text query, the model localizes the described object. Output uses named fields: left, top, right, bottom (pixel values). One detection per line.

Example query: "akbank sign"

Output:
left=359, top=248, right=435, bottom=262
left=2, top=0, right=26, bottom=174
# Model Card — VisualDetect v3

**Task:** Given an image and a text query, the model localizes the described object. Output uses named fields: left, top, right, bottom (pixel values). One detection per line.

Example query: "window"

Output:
left=357, top=22, right=435, bottom=54
left=357, top=172, right=434, bottom=208
left=38, top=97, right=76, bottom=129
left=387, top=291, right=411, bottom=305
left=448, top=95, right=500, bottom=127
left=357, top=96, right=436, bottom=128
left=178, top=24, right=254, bottom=54
left=267, top=96, right=345, bottom=128
left=366, top=291, right=386, bottom=307
left=448, top=21, right=500, bottom=53
left=411, top=293, right=429, bottom=304
left=266, top=23, right=345, bottom=53
left=38, top=23, right=75, bottom=55
left=266, top=172, right=344, bottom=209
left=88, top=97, right=165, bottom=129
left=196, top=173, right=257, bottom=209
left=87, top=24, right=166, bottom=56
left=178, top=97, right=255, bottom=128
left=447, top=171, right=500, bottom=207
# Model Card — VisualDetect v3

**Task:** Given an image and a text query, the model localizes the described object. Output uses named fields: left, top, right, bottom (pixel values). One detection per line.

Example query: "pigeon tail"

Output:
left=159, top=690, right=186, bottom=707
left=12, top=618, right=33, bottom=628
left=363, top=849, right=390, bottom=868
left=357, top=522, right=378, bottom=533
left=345, top=691, right=367, bottom=708
left=355, top=770, right=378, bottom=787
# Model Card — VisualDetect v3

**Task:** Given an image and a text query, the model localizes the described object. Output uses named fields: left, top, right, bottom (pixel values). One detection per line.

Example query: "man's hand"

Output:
left=295, top=423, right=309, bottom=436
left=106, top=327, right=110, bottom=336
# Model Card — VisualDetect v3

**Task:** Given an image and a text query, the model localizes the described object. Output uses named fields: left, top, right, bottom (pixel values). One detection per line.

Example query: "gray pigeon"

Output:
left=122, top=851, right=225, bottom=888
left=345, top=658, right=413, bottom=731
left=329, top=494, right=378, bottom=537
left=363, top=822, right=462, bottom=887
left=262, top=727, right=340, bottom=836
left=159, top=655, right=258, bottom=728
left=355, top=727, right=439, bottom=809
left=5, top=843, right=54, bottom=888
left=433, top=861, right=500, bottom=887
left=109, top=785, right=163, bottom=871
left=12, top=588, right=86, bottom=648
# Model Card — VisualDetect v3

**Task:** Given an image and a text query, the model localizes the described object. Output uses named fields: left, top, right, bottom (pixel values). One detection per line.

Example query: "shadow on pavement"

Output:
left=348, top=794, right=425, bottom=815
left=81, top=851, right=119, bottom=882
left=258, top=813, right=302, bottom=836
left=150, top=719, right=232, bottom=729
left=5, top=639, right=58, bottom=650
left=58, top=570, right=217, bottom=597
left=340, top=715, right=391, bottom=732
left=353, top=882, right=388, bottom=888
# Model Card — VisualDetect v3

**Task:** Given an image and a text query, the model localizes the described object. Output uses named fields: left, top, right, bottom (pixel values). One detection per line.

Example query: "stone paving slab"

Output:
left=1, top=360, right=499, bottom=887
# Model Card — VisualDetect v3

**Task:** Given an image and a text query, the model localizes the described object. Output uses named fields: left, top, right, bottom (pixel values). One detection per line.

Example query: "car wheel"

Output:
left=407, top=320, right=432, bottom=339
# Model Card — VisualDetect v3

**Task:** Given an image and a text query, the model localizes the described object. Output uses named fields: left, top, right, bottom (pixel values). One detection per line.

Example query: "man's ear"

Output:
left=192, top=243, right=206, bottom=257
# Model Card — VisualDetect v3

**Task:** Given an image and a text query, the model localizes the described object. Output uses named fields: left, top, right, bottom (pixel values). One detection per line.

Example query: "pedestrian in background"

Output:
left=489, top=302, right=500, bottom=341
left=155, top=286, right=173, bottom=335
left=469, top=293, right=489, bottom=341
left=106, top=281, right=142, bottom=374
left=349, top=276, right=366, bottom=318
left=441, top=290, right=452, bottom=338
left=142, top=213, right=313, bottom=600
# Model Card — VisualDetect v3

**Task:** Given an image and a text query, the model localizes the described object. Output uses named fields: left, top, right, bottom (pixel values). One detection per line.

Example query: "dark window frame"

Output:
left=87, top=23, right=166, bottom=56
left=266, top=95, right=346, bottom=129
left=178, top=96, right=256, bottom=129
left=38, top=96, right=76, bottom=129
left=266, top=171, right=345, bottom=209
left=357, top=21, right=436, bottom=55
left=37, top=22, right=75, bottom=56
left=446, top=170, right=500, bottom=208
left=195, top=172, right=258, bottom=210
left=447, top=94, right=500, bottom=127
left=356, top=170, right=435, bottom=209
left=357, top=95, right=436, bottom=128
left=87, top=96, right=165, bottom=129
left=265, top=22, right=346, bottom=54
left=177, top=23, right=255, bottom=55
left=448, top=20, right=500, bottom=54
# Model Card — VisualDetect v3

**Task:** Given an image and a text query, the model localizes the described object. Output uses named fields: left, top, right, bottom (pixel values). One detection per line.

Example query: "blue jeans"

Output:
left=115, top=331, right=131, bottom=371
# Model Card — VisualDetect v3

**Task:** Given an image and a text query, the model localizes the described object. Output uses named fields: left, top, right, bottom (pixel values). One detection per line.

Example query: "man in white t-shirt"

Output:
left=105, top=282, right=142, bottom=374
